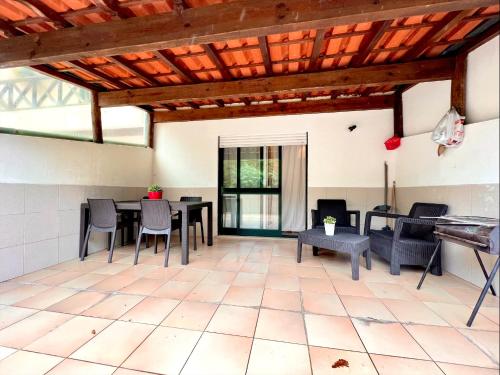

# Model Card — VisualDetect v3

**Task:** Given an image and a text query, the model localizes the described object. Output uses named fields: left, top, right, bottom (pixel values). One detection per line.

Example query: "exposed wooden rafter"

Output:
left=153, top=95, right=395, bottom=122
left=393, top=88, right=404, bottom=138
left=94, top=0, right=135, bottom=19
left=202, top=44, right=232, bottom=80
left=457, top=21, right=500, bottom=54
left=0, top=18, right=23, bottom=37
left=20, top=0, right=73, bottom=28
left=66, top=60, right=128, bottom=89
left=451, top=53, right=467, bottom=117
left=107, top=56, right=156, bottom=86
left=258, top=36, right=273, bottom=75
left=153, top=50, right=196, bottom=83
left=98, top=58, right=455, bottom=107
left=308, top=28, right=327, bottom=71
left=1, top=0, right=497, bottom=68
left=351, top=21, right=392, bottom=67
left=91, top=91, right=103, bottom=143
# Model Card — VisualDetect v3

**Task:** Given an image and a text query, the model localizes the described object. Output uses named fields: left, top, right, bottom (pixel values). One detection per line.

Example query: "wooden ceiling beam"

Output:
left=202, top=44, right=232, bottom=80
left=94, top=0, right=135, bottom=19
left=350, top=20, right=392, bottom=67
left=0, top=19, right=23, bottom=37
left=308, top=28, right=327, bottom=71
left=30, top=64, right=102, bottom=91
left=98, top=58, right=455, bottom=107
left=258, top=36, right=273, bottom=75
left=153, top=50, right=196, bottom=83
left=457, top=21, right=500, bottom=54
left=66, top=60, right=128, bottom=89
left=153, top=95, right=394, bottom=122
left=107, top=56, right=157, bottom=85
left=1, top=0, right=497, bottom=68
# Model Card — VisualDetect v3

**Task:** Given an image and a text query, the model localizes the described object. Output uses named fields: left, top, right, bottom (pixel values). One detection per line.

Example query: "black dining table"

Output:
left=80, top=200, right=213, bottom=265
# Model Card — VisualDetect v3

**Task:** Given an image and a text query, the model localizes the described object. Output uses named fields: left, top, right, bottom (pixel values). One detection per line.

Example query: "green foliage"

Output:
left=148, top=184, right=162, bottom=192
left=323, top=216, right=336, bottom=225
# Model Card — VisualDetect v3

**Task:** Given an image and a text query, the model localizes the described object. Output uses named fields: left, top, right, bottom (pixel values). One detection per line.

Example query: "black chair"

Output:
left=80, top=199, right=125, bottom=263
left=364, top=202, right=448, bottom=275
left=180, top=196, right=204, bottom=251
left=311, top=199, right=360, bottom=234
left=134, top=199, right=180, bottom=267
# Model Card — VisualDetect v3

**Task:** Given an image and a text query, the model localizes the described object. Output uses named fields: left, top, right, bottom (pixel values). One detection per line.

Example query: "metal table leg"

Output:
left=207, top=203, right=213, bottom=246
left=474, top=249, right=497, bottom=296
left=417, top=240, right=441, bottom=290
left=467, top=257, right=500, bottom=327
left=181, top=208, right=190, bottom=265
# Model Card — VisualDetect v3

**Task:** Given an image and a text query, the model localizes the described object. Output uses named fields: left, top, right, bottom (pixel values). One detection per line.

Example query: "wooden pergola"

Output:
left=0, top=0, right=498, bottom=147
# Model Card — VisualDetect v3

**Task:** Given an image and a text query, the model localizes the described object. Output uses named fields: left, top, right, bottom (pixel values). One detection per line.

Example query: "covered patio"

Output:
left=0, top=0, right=499, bottom=374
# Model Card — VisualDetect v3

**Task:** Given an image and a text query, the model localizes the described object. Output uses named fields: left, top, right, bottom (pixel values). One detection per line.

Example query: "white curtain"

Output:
left=282, top=145, right=306, bottom=231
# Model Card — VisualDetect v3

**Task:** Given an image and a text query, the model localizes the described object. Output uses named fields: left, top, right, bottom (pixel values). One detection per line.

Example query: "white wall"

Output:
left=154, top=109, right=396, bottom=189
left=0, top=133, right=153, bottom=187
left=395, top=119, right=499, bottom=187
left=403, top=37, right=499, bottom=136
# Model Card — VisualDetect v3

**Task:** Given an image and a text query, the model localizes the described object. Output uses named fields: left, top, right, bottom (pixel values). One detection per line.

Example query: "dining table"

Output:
left=80, top=200, right=213, bottom=265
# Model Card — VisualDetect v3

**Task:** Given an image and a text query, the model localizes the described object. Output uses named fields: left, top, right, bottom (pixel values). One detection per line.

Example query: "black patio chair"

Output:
left=80, top=199, right=125, bottom=263
left=134, top=199, right=180, bottom=267
left=311, top=199, right=360, bottom=234
left=364, top=202, right=448, bottom=275
left=180, top=196, right=204, bottom=251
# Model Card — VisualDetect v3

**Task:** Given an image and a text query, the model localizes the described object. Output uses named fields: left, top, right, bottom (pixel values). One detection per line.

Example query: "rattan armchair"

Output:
left=364, top=202, right=448, bottom=275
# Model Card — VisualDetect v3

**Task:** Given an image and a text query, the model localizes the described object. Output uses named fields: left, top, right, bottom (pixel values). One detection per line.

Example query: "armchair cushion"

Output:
left=317, top=199, right=349, bottom=227
left=404, top=203, right=448, bottom=241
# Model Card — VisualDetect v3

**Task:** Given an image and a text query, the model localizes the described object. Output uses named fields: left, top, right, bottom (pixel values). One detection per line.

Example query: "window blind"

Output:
left=219, top=133, right=307, bottom=148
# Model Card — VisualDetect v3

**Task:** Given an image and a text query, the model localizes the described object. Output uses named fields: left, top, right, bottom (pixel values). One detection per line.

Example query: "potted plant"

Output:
left=148, top=184, right=163, bottom=199
left=323, top=216, right=336, bottom=236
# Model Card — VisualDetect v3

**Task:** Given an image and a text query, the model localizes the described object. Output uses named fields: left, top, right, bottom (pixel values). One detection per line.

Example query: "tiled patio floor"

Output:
left=0, top=237, right=498, bottom=375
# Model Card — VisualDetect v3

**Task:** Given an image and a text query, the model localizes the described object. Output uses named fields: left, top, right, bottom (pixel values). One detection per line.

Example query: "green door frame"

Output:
left=218, top=146, right=282, bottom=237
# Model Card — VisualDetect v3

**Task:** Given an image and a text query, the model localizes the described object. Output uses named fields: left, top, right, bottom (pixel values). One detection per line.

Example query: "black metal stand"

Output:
left=473, top=249, right=497, bottom=296
left=417, top=240, right=441, bottom=290
left=467, top=257, right=500, bottom=327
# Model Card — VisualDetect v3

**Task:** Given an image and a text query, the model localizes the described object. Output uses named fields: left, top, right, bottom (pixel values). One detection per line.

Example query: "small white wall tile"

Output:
left=58, top=234, right=79, bottom=263
left=24, top=239, right=59, bottom=274
left=0, top=245, right=24, bottom=282
left=58, top=209, right=80, bottom=237
left=24, top=211, right=59, bottom=243
left=0, top=184, right=25, bottom=215
left=25, top=184, right=58, bottom=213
left=0, top=214, right=24, bottom=249
left=58, top=185, right=85, bottom=210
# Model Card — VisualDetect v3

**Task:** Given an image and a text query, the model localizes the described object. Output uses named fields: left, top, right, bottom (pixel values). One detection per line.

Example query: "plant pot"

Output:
left=324, top=223, right=335, bottom=236
left=148, top=191, right=163, bottom=200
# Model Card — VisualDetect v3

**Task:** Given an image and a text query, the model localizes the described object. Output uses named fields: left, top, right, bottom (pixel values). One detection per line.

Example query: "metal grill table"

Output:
left=297, top=229, right=371, bottom=280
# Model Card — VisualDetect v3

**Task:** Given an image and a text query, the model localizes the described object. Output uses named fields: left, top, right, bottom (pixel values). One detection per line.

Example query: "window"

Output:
left=0, top=67, right=93, bottom=140
left=101, top=106, right=149, bottom=146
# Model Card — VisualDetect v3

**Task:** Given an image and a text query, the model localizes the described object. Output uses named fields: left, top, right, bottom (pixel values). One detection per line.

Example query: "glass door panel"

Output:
left=240, top=194, right=279, bottom=230
left=240, top=147, right=261, bottom=188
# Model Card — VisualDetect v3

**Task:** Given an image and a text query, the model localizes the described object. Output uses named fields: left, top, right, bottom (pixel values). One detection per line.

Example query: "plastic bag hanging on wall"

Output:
left=431, top=107, right=465, bottom=148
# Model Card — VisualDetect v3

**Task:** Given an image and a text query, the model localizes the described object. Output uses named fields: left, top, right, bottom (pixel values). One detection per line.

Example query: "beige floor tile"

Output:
left=341, top=295, right=397, bottom=321
left=120, top=297, right=179, bottom=325
left=91, top=274, right=139, bottom=292
left=172, top=268, right=210, bottom=283
left=241, top=262, right=269, bottom=274
left=383, top=298, right=449, bottom=326
left=425, top=302, right=499, bottom=331
left=47, top=291, right=108, bottom=314
left=181, top=332, right=252, bottom=375
left=0, top=311, right=72, bottom=349
left=300, top=277, right=335, bottom=293
left=25, top=316, right=112, bottom=357
left=0, top=350, right=63, bottom=375
left=479, top=306, right=500, bottom=325
left=352, top=319, right=429, bottom=359
left=297, top=266, right=328, bottom=279
left=119, top=277, right=166, bottom=295
left=407, top=284, right=463, bottom=304
left=233, top=272, right=267, bottom=288
left=14, top=287, right=78, bottom=310
left=37, top=271, right=84, bottom=286
left=122, top=326, right=201, bottom=374
left=303, top=292, right=347, bottom=316
left=0, top=305, right=37, bottom=330
left=247, top=339, right=311, bottom=375
left=305, top=314, right=365, bottom=351
left=152, top=280, right=197, bottom=299
left=371, top=354, right=443, bottom=375
left=309, top=346, right=377, bottom=375
left=91, top=262, right=132, bottom=276
left=142, top=266, right=182, bottom=281
left=184, top=282, right=230, bottom=303
left=261, top=289, right=302, bottom=311
left=206, top=305, right=258, bottom=337
left=445, top=287, right=499, bottom=307
left=458, top=329, right=499, bottom=364
left=265, top=274, right=300, bottom=291
left=0, top=284, right=50, bottom=305
left=114, top=369, right=153, bottom=375
left=161, top=301, right=218, bottom=331
left=14, top=269, right=60, bottom=283
left=82, top=294, right=144, bottom=319
left=268, top=263, right=298, bottom=276
left=0, top=346, right=16, bottom=360
left=437, top=362, right=500, bottom=375
left=46, top=358, right=116, bottom=375
left=222, top=286, right=264, bottom=307
left=255, top=308, right=307, bottom=344
left=201, top=270, right=237, bottom=285
left=70, top=321, right=155, bottom=366
left=405, top=324, right=497, bottom=368
left=331, top=279, right=375, bottom=297
left=60, top=273, right=108, bottom=289
left=366, top=282, right=418, bottom=301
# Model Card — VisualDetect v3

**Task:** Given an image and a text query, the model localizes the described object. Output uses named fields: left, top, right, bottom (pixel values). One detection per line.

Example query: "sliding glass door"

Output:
left=219, top=146, right=282, bottom=236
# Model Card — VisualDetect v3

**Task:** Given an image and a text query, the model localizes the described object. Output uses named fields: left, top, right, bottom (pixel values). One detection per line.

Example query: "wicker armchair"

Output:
left=311, top=199, right=360, bottom=234
left=364, top=202, right=448, bottom=275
